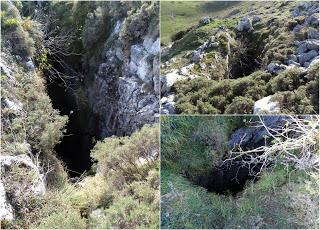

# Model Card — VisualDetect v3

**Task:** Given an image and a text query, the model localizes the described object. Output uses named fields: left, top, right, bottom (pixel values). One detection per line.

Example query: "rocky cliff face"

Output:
left=87, top=5, right=159, bottom=138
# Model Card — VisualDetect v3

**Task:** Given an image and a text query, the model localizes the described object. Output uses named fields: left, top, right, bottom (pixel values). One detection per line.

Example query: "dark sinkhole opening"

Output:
left=194, top=160, right=262, bottom=195
left=229, top=33, right=264, bottom=79
left=47, top=79, right=100, bottom=178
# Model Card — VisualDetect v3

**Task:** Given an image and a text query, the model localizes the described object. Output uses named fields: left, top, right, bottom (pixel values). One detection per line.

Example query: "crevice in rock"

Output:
left=46, top=75, right=100, bottom=178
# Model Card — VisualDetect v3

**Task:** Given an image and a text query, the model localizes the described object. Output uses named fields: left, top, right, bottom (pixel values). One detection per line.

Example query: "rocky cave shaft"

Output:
left=47, top=79, right=100, bottom=177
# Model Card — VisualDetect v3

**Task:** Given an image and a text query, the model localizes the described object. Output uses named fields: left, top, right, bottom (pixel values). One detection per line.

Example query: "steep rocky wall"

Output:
left=87, top=4, right=160, bottom=138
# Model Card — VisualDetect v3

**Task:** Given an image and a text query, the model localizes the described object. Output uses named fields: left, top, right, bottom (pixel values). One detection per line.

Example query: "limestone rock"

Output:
left=179, top=63, right=195, bottom=76
left=253, top=96, right=280, bottom=114
left=0, top=154, right=46, bottom=196
left=297, top=39, right=319, bottom=54
left=252, top=15, right=261, bottom=23
left=25, top=58, right=35, bottom=71
left=87, top=8, right=159, bottom=137
left=2, top=98, right=22, bottom=114
left=228, top=116, right=289, bottom=150
left=298, top=50, right=318, bottom=65
left=308, top=27, right=319, bottom=39
left=0, top=181, right=13, bottom=221
left=191, top=50, right=203, bottom=63
left=161, top=72, right=186, bottom=94
left=199, top=16, right=211, bottom=26
left=236, top=16, right=254, bottom=32
left=161, top=94, right=175, bottom=114
left=267, top=62, right=288, bottom=74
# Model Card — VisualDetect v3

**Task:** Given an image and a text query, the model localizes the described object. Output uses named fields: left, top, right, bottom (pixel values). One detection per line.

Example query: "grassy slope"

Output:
left=161, top=1, right=242, bottom=45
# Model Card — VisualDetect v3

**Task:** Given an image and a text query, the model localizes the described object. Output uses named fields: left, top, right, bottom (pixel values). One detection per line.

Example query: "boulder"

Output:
left=25, top=57, right=35, bottom=71
left=288, top=54, right=298, bottom=63
left=252, top=15, right=261, bottom=23
left=236, top=16, right=254, bottom=32
left=253, top=96, right=280, bottom=114
left=199, top=16, right=211, bottom=26
left=308, top=27, right=319, bottom=39
left=298, top=50, right=318, bottom=65
left=191, top=50, right=203, bottom=63
left=143, top=37, right=160, bottom=56
left=179, top=63, right=194, bottom=76
left=228, top=116, right=289, bottom=150
left=0, top=154, right=46, bottom=196
left=2, top=98, right=22, bottom=114
left=305, top=14, right=319, bottom=26
left=161, top=72, right=186, bottom=94
left=161, top=94, right=175, bottom=114
left=297, top=39, right=319, bottom=54
left=267, top=62, right=288, bottom=74
left=136, top=56, right=153, bottom=83
left=130, top=44, right=147, bottom=67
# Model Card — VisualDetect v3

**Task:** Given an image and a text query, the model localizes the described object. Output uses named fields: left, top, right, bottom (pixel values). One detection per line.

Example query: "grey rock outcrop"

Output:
left=0, top=154, right=46, bottom=196
left=292, top=2, right=319, bottom=17
left=160, top=94, right=175, bottom=114
left=308, top=27, right=319, bottom=39
left=228, top=116, right=289, bottom=150
left=253, top=96, right=280, bottom=114
left=160, top=72, right=186, bottom=94
left=267, top=62, right=288, bottom=74
left=199, top=16, right=211, bottom=26
left=236, top=16, right=254, bottom=32
left=0, top=181, right=13, bottom=221
left=297, top=39, right=319, bottom=54
left=87, top=6, right=159, bottom=138
left=298, top=50, right=318, bottom=65
left=0, top=153, right=46, bottom=221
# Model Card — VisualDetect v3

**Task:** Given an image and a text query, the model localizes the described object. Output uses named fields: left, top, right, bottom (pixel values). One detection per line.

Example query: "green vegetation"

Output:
left=161, top=1, right=240, bottom=45
left=161, top=116, right=319, bottom=229
left=2, top=125, right=159, bottom=229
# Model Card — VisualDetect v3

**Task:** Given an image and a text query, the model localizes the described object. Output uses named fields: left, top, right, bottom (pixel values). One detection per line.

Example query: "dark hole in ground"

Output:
left=229, top=33, right=264, bottom=78
left=47, top=79, right=100, bottom=178
left=196, top=160, right=262, bottom=195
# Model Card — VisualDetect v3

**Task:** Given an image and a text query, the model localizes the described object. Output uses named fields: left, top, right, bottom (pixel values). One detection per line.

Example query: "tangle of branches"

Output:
left=225, top=115, right=319, bottom=175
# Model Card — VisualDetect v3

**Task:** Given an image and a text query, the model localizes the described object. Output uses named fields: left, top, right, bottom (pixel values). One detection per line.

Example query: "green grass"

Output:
left=161, top=1, right=242, bottom=45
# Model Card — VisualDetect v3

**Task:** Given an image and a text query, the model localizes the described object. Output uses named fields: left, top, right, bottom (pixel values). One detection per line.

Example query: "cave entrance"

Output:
left=229, top=32, right=264, bottom=79
left=195, top=160, right=262, bottom=195
left=46, top=79, right=100, bottom=178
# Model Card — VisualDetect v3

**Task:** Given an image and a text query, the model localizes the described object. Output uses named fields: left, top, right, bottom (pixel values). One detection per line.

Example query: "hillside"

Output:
left=1, top=1, right=159, bottom=228
left=161, top=1, right=241, bottom=45
left=160, top=0, right=319, bottom=114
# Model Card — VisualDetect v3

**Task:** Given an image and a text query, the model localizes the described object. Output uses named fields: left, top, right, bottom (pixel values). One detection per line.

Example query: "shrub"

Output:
left=88, top=125, right=160, bottom=228
left=3, top=18, right=20, bottom=28
left=35, top=208, right=87, bottom=229
left=224, top=96, right=254, bottom=114
left=268, top=67, right=304, bottom=92
left=272, top=87, right=315, bottom=114
left=120, top=2, right=159, bottom=44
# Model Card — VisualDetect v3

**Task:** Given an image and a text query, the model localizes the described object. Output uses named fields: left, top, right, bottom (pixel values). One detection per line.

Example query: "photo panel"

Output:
left=160, top=114, right=319, bottom=229
left=160, top=1, right=319, bottom=115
